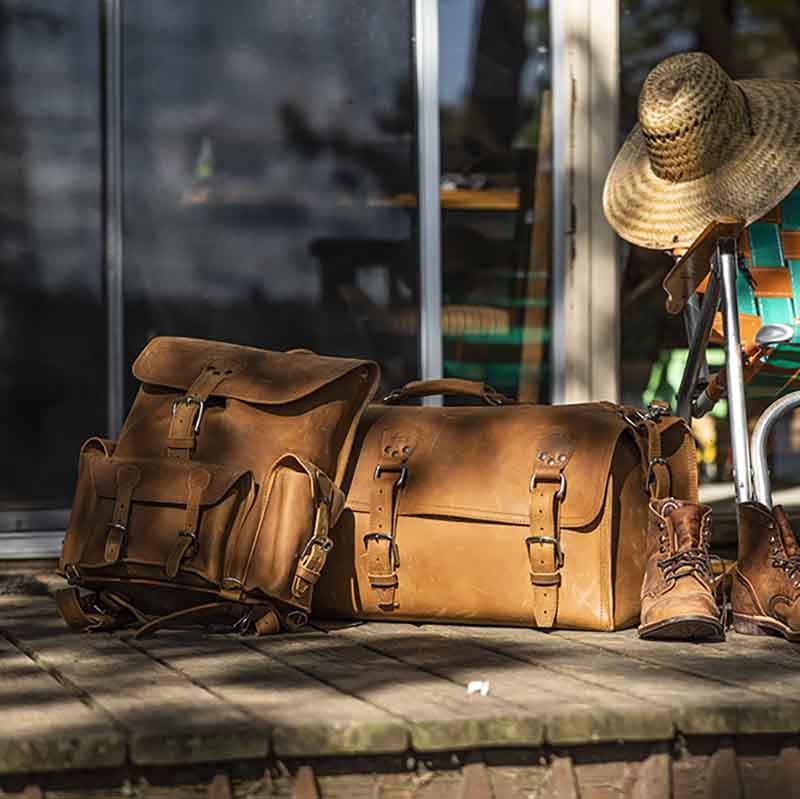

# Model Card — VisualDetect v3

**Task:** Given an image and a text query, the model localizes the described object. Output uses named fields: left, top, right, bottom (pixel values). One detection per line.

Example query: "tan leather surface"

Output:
left=314, top=400, right=688, bottom=631
left=58, top=338, right=377, bottom=634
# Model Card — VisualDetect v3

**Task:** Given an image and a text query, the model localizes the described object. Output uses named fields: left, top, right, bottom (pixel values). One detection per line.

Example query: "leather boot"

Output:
left=638, top=498, right=723, bottom=640
left=732, top=503, right=800, bottom=642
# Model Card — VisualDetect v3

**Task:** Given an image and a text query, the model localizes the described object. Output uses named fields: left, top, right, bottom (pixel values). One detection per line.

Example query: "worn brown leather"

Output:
left=638, top=499, right=722, bottom=640
left=313, top=380, right=698, bottom=631
left=732, top=503, right=800, bottom=641
left=57, top=337, right=378, bottom=635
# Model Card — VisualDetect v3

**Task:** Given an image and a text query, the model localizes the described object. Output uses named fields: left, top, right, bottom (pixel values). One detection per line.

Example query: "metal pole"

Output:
left=751, top=392, right=800, bottom=508
left=102, top=0, right=124, bottom=437
left=549, top=1, right=567, bottom=404
left=675, top=268, right=720, bottom=420
left=719, top=238, right=753, bottom=504
left=413, top=0, right=442, bottom=400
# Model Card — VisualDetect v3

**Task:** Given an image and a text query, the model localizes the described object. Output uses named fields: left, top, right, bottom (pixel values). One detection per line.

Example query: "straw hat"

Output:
left=603, top=52, right=800, bottom=250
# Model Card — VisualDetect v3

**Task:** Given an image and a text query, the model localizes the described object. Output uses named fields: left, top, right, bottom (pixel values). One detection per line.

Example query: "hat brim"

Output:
left=603, top=79, right=800, bottom=250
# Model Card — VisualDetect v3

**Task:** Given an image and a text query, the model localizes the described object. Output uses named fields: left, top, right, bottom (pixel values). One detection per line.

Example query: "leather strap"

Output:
left=53, top=588, right=144, bottom=632
left=527, top=433, right=574, bottom=629
left=54, top=588, right=114, bottom=632
left=133, top=601, right=280, bottom=639
left=361, top=430, right=414, bottom=609
left=104, top=464, right=141, bottom=564
left=292, top=469, right=336, bottom=600
left=166, top=359, right=241, bottom=459
left=165, top=468, right=212, bottom=578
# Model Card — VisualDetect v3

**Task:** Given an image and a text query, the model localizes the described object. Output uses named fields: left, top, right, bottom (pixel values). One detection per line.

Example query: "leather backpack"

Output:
left=57, top=337, right=379, bottom=636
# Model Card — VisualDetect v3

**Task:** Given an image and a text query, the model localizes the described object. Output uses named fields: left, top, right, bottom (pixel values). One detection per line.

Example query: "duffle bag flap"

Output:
left=60, top=450, right=256, bottom=585
left=128, top=336, right=379, bottom=483
left=222, top=453, right=345, bottom=612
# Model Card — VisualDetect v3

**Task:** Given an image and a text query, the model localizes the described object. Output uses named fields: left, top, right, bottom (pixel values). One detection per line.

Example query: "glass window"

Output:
left=439, top=0, right=551, bottom=401
left=122, top=0, right=419, bottom=400
left=619, top=1, right=800, bottom=502
left=0, top=1, right=104, bottom=512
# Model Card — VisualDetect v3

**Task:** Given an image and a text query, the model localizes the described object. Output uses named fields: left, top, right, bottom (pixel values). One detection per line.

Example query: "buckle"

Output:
left=233, top=609, right=255, bottom=634
left=525, top=535, right=564, bottom=568
left=106, top=521, right=127, bottom=535
left=285, top=609, right=309, bottom=629
left=645, top=401, right=671, bottom=420
left=171, top=395, right=205, bottom=433
left=373, top=463, right=408, bottom=488
left=64, top=563, right=82, bottom=585
left=177, top=529, right=199, bottom=556
left=646, top=457, right=671, bottom=489
left=300, top=535, right=334, bottom=561
left=529, top=471, right=566, bottom=501
left=363, top=532, right=400, bottom=566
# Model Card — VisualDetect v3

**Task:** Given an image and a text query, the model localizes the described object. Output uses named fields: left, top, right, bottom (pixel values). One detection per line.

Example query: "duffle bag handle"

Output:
left=382, top=378, right=513, bottom=406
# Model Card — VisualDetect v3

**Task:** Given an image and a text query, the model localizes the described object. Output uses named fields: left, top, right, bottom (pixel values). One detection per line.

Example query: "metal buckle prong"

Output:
left=178, top=529, right=199, bottom=556
left=171, top=395, right=205, bottom=433
left=363, top=532, right=400, bottom=566
left=529, top=471, right=566, bottom=501
left=106, top=522, right=127, bottom=532
left=373, top=463, right=408, bottom=488
left=300, top=535, right=334, bottom=561
left=525, top=535, right=564, bottom=568
left=646, top=457, right=672, bottom=488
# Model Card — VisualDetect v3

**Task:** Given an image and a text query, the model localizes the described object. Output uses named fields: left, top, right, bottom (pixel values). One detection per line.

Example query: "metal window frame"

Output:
left=0, top=0, right=124, bottom=555
left=0, top=0, right=124, bottom=560
left=414, top=0, right=443, bottom=396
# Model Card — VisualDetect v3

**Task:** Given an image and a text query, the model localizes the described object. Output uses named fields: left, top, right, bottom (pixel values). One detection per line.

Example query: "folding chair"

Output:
left=664, top=186, right=800, bottom=510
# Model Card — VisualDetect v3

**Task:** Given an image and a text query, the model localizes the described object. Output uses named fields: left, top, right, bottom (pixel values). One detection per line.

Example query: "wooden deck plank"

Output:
left=247, top=631, right=544, bottom=752
left=0, top=597, right=265, bottom=767
left=324, top=621, right=674, bottom=745
left=404, top=623, right=800, bottom=737
left=0, top=634, right=125, bottom=776
left=128, top=631, right=409, bottom=757
left=553, top=628, right=800, bottom=707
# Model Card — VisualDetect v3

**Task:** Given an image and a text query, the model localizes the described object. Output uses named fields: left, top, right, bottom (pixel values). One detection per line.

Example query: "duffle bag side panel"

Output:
left=610, top=432, right=651, bottom=630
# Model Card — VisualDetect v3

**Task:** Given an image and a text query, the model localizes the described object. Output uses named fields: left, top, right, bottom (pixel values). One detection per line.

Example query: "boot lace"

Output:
left=772, top=554, right=800, bottom=589
left=657, top=549, right=713, bottom=583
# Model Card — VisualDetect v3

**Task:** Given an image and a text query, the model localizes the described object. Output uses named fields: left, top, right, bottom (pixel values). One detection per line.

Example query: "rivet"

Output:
left=558, top=454, right=567, bottom=463
left=402, top=446, right=412, bottom=455
left=547, top=458, right=556, bottom=466
left=384, top=446, right=391, bottom=454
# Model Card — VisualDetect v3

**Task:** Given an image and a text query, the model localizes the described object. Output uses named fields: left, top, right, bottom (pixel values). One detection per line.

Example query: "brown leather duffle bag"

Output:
left=57, top=337, right=379, bottom=636
left=313, top=379, right=698, bottom=631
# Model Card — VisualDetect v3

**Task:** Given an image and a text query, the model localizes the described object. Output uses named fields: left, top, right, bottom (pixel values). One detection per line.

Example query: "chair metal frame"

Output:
left=668, top=228, right=799, bottom=510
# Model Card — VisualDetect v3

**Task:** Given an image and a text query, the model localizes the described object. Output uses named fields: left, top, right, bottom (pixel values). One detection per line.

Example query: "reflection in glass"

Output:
left=439, top=0, right=551, bottom=401
left=0, top=1, right=104, bottom=509
left=123, top=1, right=419, bottom=399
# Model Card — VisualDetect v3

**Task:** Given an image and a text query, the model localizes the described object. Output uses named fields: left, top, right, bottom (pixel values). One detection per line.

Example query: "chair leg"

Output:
left=675, top=271, right=721, bottom=421
left=718, top=237, right=753, bottom=505
left=751, top=392, right=800, bottom=508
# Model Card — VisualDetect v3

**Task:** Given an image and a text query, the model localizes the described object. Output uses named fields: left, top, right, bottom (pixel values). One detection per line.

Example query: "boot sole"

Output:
left=638, top=615, right=723, bottom=641
left=732, top=612, right=800, bottom=643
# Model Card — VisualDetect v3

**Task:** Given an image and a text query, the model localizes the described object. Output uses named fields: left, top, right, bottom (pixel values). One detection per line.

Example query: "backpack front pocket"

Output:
left=223, top=453, right=344, bottom=611
left=63, top=452, right=256, bottom=586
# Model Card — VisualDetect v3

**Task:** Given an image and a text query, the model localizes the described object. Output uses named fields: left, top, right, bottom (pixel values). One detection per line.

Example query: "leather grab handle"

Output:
left=383, top=378, right=512, bottom=405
